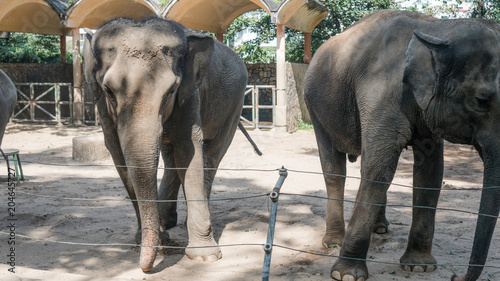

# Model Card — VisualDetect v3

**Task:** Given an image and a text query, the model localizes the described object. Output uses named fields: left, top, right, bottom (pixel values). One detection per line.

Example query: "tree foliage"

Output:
left=226, top=0, right=396, bottom=63
left=0, top=33, right=71, bottom=63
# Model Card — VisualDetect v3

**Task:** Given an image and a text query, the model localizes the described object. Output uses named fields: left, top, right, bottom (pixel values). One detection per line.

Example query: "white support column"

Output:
left=72, top=28, right=83, bottom=126
left=275, top=23, right=287, bottom=132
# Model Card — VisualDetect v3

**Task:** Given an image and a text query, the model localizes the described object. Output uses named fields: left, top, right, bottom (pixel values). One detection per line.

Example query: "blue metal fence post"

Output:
left=262, top=166, right=288, bottom=281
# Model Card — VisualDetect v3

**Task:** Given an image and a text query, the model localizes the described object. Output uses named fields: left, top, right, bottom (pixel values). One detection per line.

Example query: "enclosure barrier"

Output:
left=262, top=166, right=287, bottom=281
left=241, top=85, right=276, bottom=129
left=1, top=161, right=500, bottom=279
left=13, top=83, right=73, bottom=124
left=80, top=85, right=277, bottom=128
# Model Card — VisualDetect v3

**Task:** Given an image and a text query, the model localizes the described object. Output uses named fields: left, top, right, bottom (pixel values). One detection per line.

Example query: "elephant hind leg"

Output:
left=312, top=122, right=348, bottom=248
left=158, top=143, right=182, bottom=231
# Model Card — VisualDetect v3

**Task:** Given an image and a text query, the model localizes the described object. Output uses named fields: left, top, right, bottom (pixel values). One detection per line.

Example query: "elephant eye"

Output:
left=475, top=96, right=491, bottom=111
left=104, top=85, right=116, bottom=104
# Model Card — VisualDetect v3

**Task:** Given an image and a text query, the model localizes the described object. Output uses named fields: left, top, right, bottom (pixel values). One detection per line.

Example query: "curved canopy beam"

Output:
left=65, top=0, right=160, bottom=29
left=276, top=0, right=328, bottom=32
left=162, top=0, right=277, bottom=34
left=0, top=0, right=66, bottom=35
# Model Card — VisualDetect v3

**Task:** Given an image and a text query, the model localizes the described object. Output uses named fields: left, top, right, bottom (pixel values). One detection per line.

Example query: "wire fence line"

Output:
left=8, top=189, right=500, bottom=220
left=7, top=159, right=498, bottom=191
left=2, top=161, right=499, bottom=276
left=2, top=159, right=498, bottom=219
left=1, top=231, right=499, bottom=271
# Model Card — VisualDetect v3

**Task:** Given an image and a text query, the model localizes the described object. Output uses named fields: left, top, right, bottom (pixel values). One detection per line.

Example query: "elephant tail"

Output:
left=348, top=154, right=358, bottom=163
left=238, top=122, right=263, bottom=156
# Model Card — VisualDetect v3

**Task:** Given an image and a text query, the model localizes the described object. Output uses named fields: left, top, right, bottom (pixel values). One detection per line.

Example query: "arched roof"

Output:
left=163, top=0, right=327, bottom=33
left=162, top=0, right=277, bottom=34
left=0, top=0, right=327, bottom=35
left=0, top=0, right=66, bottom=35
left=65, top=0, right=160, bottom=29
left=276, top=0, right=328, bottom=32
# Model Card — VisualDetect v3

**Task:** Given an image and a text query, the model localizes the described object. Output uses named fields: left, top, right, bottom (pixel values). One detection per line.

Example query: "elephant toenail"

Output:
left=342, top=275, right=355, bottom=281
left=403, top=265, right=411, bottom=271
left=206, top=255, right=218, bottom=262
left=191, top=256, right=204, bottom=262
left=413, top=266, right=424, bottom=272
left=331, top=271, right=341, bottom=280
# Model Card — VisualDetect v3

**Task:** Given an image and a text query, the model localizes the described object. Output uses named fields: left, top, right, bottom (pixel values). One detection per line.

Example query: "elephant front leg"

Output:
left=331, top=147, right=401, bottom=281
left=100, top=117, right=142, bottom=243
left=174, top=126, right=221, bottom=262
left=158, top=143, right=181, bottom=230
left=400, top=138, right=443, bottom=272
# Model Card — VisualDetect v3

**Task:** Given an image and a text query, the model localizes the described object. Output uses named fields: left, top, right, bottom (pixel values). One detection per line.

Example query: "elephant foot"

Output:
left=400, top=251, right=437, bottom=272
left=373, top=215, right=389, bottom=234
left=450, top=274, right=466, bottom=281
left=161, top=212, right=178, bottom=230
left=322, top=232, right=345, bottom=249
left=331, top=257, right=368, bottom=281
left=185, top=240, right=222, bottom=262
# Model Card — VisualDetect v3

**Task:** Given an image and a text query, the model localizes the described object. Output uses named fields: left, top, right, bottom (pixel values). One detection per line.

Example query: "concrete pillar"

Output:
left=216, top=32, right=224, bottom=43
left=60, top=35, right=66, bottom=63
left=304, top=32, right=311, bottom=63
left=275, top=23, right=287, bottom=132
left=72, top=28, right=84, bottom=126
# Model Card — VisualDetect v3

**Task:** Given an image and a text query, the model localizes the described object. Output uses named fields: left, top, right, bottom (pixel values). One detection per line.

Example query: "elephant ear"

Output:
left=403, top=30, right=452, bottom=111
left=82, top=28, right=101, bottom=102
left=177, top=34, right=214, bottom=106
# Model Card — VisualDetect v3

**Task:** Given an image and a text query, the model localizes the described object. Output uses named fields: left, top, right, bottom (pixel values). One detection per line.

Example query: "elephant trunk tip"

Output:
left=140, top=246, right=157, bottom=272
left=139, top=228, right=159, bottom=272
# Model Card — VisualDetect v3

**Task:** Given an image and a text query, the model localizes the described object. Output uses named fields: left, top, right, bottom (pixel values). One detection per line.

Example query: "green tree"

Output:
left=0, top=33, right=71, bottom=63
left=469, top=0, right=500, bottom=21
left=225, top=1, right=396, bottom=63
left=225, top=11, right=276, bottom=63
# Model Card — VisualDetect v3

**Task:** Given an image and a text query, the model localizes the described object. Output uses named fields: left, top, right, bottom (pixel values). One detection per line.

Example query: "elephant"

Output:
left=304, top=9, right=500, bottom=281
left=83, top=17, right=259, bottom=272
left=0, top=69, right=17, bottom=148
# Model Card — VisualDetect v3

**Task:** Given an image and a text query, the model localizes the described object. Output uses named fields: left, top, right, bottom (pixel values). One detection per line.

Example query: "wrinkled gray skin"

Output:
left=83, top=18, right=248, bottom=272
left=0, top=70, right=17, bottom=148
left=304, top=10, right=500, bottom=281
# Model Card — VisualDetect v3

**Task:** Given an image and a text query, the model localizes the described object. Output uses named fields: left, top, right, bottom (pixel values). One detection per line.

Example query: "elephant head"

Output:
left=83, top=18, right=214, bottom=271
left=404, top=23, right=500, bottom=280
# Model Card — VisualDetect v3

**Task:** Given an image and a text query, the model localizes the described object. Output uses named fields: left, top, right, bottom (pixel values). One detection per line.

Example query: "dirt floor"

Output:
left=0, top=123, right=498, bottom=281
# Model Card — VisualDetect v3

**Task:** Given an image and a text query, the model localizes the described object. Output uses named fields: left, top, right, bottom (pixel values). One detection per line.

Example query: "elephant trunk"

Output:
left=463, top=147, right=500, bottom=280
left=120, top=119, right=163, bottom=272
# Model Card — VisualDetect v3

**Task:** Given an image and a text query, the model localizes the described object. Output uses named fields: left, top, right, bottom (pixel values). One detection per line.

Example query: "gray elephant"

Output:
left=83, top=18, right=255, bottom=271
left=0, top=69, right=17, bottom=148
left=304, top=10, right=500, bottom=281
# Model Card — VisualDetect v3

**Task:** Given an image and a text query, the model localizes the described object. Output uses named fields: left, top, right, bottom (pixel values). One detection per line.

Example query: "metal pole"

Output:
left=262, top=167, right=288, bottom=281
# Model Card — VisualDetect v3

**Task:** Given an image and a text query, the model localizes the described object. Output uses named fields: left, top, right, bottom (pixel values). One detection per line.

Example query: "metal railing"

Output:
left=11, top=83, right=276, bottom=127
left=241, top=85, right=276, bottom=129
left=13, top=83, right=73, bottom=124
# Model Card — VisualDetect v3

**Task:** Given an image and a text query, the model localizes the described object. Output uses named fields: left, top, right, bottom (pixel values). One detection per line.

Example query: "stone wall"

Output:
left=246, top=63, right=276, bottom=85
left=245, top=62, right=310, bottom=132
left=285, top=62, right=309, bottom=132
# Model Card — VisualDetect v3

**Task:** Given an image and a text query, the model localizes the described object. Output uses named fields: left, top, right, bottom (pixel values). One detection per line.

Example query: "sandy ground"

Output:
left=0, top=123, right=498, bottom=281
